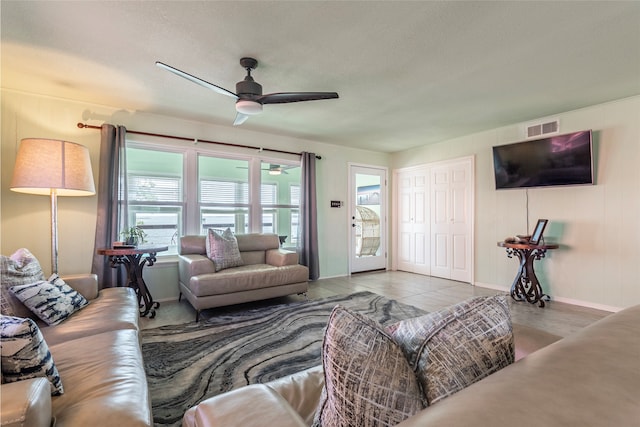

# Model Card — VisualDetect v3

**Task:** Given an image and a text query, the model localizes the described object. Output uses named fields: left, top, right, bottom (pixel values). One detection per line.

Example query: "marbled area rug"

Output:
left=141, top=291, right=426, bottom=426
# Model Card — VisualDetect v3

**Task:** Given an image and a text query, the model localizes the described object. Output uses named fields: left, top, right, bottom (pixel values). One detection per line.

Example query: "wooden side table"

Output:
left=97, top=245, right=168, bottom=318
left=497, top=241, right=559, bottom=307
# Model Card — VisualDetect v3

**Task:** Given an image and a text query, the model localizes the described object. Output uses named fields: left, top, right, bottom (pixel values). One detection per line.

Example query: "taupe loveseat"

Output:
left=178, top=233, right=309, bottom=321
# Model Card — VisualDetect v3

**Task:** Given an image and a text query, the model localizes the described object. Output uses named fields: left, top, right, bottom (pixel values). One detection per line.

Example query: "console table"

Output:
left=497, top=241, right=559, bottom=307
left=97, top=245, right=167, bottom=318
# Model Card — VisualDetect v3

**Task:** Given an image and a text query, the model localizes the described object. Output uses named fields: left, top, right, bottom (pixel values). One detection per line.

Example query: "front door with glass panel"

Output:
left=349, top=165, right=387, bottom=273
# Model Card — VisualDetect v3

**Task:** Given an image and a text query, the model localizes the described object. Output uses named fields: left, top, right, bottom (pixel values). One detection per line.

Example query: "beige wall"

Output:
left=3, top=89, right=638, bottom=310
left=1, top=89, right=389, bottom=284
left=392, top=95, right=640, bottom=311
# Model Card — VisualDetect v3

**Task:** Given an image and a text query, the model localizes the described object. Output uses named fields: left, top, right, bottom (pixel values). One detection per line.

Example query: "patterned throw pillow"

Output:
left=312, top=305, right=425, bottom=427
left=205, top=228, right=244, bottom=272
left=10, top=274, right=89, bottom=326
left=387, top=295, right=514, bottom=405
left=0, top=315, right=64, bottom=395
left=0, top=248, right=46, bottom=317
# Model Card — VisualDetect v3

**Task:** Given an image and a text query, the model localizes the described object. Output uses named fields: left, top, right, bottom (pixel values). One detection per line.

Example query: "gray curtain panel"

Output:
left=300, top=152, right=320, bottom=280
left=91, top=124, right=128, bottom=288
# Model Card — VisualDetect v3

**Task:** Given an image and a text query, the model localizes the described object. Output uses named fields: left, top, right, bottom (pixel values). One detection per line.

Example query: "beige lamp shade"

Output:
left=10, top=138, right=95, bottom=196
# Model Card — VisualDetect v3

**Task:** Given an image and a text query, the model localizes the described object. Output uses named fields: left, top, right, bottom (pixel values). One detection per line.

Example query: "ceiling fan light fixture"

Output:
left=236, top=99, right=263, bottom=115
left=268, top=164, right=283, bottom=175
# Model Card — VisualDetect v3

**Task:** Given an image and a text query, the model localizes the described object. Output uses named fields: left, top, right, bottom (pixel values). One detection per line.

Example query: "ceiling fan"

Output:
left=236, top=164, right=295, bottom=175
left=156, top=58, right=339, bottom=126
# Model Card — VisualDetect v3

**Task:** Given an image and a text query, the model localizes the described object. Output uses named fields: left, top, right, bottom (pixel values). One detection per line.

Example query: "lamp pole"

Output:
left=50, top=188, right=59, bottom=274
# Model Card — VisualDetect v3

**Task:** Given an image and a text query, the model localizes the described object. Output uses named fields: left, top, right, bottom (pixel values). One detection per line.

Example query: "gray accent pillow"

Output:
left=0, top=248, right=46, bottom=318
left=313, top=305, right=425, bottom=427
left=387, top=295, right=514, bottom=405
left=0, top=315, right=64, bottom=395
left=10, top=274, right=89, bottom=326
left=205, top=228, right=244, bottom=272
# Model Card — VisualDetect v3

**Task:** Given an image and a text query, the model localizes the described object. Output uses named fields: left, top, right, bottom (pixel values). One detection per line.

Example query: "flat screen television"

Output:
left=492, top=130, right=594, bottom=189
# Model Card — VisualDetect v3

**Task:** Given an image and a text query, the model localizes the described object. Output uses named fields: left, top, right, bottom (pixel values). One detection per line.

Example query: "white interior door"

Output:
left=396, top=167, right=430, bottom=275
left=430, top=158, right=473, bottom=283
left=349, top=165, right=387, bottom=273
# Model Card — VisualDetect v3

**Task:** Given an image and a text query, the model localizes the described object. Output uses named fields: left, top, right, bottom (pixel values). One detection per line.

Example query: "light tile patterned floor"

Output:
left=141, top=270, right=610, bottom=337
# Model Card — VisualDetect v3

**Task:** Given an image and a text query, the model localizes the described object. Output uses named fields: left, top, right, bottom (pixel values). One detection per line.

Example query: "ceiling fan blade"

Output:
left=233, top=112, right=250, bottom=126
left=156, top=61, right=238, bottom=99
left=258, top=92, right=339, bottom=105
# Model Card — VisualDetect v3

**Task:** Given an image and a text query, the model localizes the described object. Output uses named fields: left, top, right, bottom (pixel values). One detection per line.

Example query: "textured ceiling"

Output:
left=2, top=1, right=639, bottom=153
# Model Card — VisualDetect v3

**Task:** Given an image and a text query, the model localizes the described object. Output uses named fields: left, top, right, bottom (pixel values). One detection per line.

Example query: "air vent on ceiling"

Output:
left=526, top=119, right=559, bottom=138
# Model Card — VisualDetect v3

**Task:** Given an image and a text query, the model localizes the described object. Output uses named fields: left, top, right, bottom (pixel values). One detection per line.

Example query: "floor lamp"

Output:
left=10, top=138, right=95, bottom=274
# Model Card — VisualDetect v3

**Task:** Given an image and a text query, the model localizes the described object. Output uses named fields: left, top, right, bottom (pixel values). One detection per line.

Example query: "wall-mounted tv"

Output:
left=492, top=130, right=594, bottom=189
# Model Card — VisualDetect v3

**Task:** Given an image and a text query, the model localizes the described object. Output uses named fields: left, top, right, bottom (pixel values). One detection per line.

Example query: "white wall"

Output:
left=1, top=90, right=390, bottom=290
left=392, top=95, right=640, bottom=311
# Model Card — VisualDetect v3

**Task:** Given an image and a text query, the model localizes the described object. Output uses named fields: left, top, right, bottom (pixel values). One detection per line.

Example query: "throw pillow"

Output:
left=312, top=305, right=425, bottom=427
left=0, top=248, right=46, bottom=318
left=0, top=315, right=64, bottom=395
left=205, top=228, right=244, bottom=272
left=387, top=295, right=514, bottom=405
left=10, top=274, right=89, bottom=326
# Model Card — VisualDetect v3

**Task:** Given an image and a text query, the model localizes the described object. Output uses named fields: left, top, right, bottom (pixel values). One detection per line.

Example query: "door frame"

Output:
left=348, top=163, right=389, bottom=274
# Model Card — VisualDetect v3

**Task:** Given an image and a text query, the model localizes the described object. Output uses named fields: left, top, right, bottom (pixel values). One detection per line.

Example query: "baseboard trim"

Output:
left=473, top=282, right=621, bottom=313
left=155, top=297, right=180, bottom=303
left=474, top=282, right=509, bottom=293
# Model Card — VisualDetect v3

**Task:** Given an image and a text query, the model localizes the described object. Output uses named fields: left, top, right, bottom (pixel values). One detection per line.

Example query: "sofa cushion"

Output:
left=184, top=384, right=307, bottom=427
left=0, top=315, right=64, bottom=395
left=206, top=228, right=244, bottom=272
left=267, top=365, right=325, bottom=426
left=387, top=295, right=514, bottom=405
left=10, top=274, right=89, bottom=326
left=1, top=248, right=46, bottom=318
left=49, top=329, right=152, bottom=427
left=313, top=305, right=424, bottom=427
left=236, top=233, right=280, bottom=252
left=40, top=287, right=139, bottom=347
left=188, top=264, right=309, bottom=297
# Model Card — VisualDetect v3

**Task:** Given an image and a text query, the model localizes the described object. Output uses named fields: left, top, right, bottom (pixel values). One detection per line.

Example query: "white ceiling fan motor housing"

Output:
left=236, top=99, right=263, bottom=115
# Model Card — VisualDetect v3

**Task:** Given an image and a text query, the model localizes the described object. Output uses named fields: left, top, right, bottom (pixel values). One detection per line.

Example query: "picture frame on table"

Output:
left=529, top=219, right=548, bottom=245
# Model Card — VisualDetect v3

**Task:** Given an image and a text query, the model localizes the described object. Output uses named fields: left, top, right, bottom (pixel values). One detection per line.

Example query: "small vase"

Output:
left=125, top=237, right=138, bottom=246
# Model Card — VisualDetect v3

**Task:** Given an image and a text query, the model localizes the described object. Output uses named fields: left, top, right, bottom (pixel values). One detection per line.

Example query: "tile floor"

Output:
left=141, top=270, right=611, bottom=337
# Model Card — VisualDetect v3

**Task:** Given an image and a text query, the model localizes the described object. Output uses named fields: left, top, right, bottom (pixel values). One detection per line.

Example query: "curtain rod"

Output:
left=76, top=123, right=321, bottom=159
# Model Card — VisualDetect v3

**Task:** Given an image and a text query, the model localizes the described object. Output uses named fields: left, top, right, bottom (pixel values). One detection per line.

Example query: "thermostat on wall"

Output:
left=330, top=201, right=343, bottom=208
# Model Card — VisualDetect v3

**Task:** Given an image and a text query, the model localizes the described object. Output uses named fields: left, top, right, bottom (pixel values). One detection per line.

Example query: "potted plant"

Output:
left=120, top=226, right=147, bottom=246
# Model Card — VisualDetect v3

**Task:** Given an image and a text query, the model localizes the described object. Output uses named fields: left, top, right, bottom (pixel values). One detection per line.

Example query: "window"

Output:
left=125, top=148, right=184, bottom=255
left=124, top=142, right=301, bottom=255
left=198, top=156, right=250, bottom=235
left=260, top=161, right=301, bottom=248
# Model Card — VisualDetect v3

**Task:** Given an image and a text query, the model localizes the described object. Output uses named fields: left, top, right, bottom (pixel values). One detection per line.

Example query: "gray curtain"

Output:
left=91, top=124, right=128, bottom=288
left=299, top=152, right=320, bottom=280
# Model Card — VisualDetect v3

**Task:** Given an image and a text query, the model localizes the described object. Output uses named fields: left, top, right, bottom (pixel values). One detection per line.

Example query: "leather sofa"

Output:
left=0, top=274, right=152, bottom=427
left=178, top=233, right=309, bottom=321
left=183, top=304, right=640, bottom=427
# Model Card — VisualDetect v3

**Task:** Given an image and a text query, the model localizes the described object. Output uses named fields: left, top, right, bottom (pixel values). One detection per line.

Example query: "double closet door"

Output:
left=394, top=156, right=474, bottom=283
